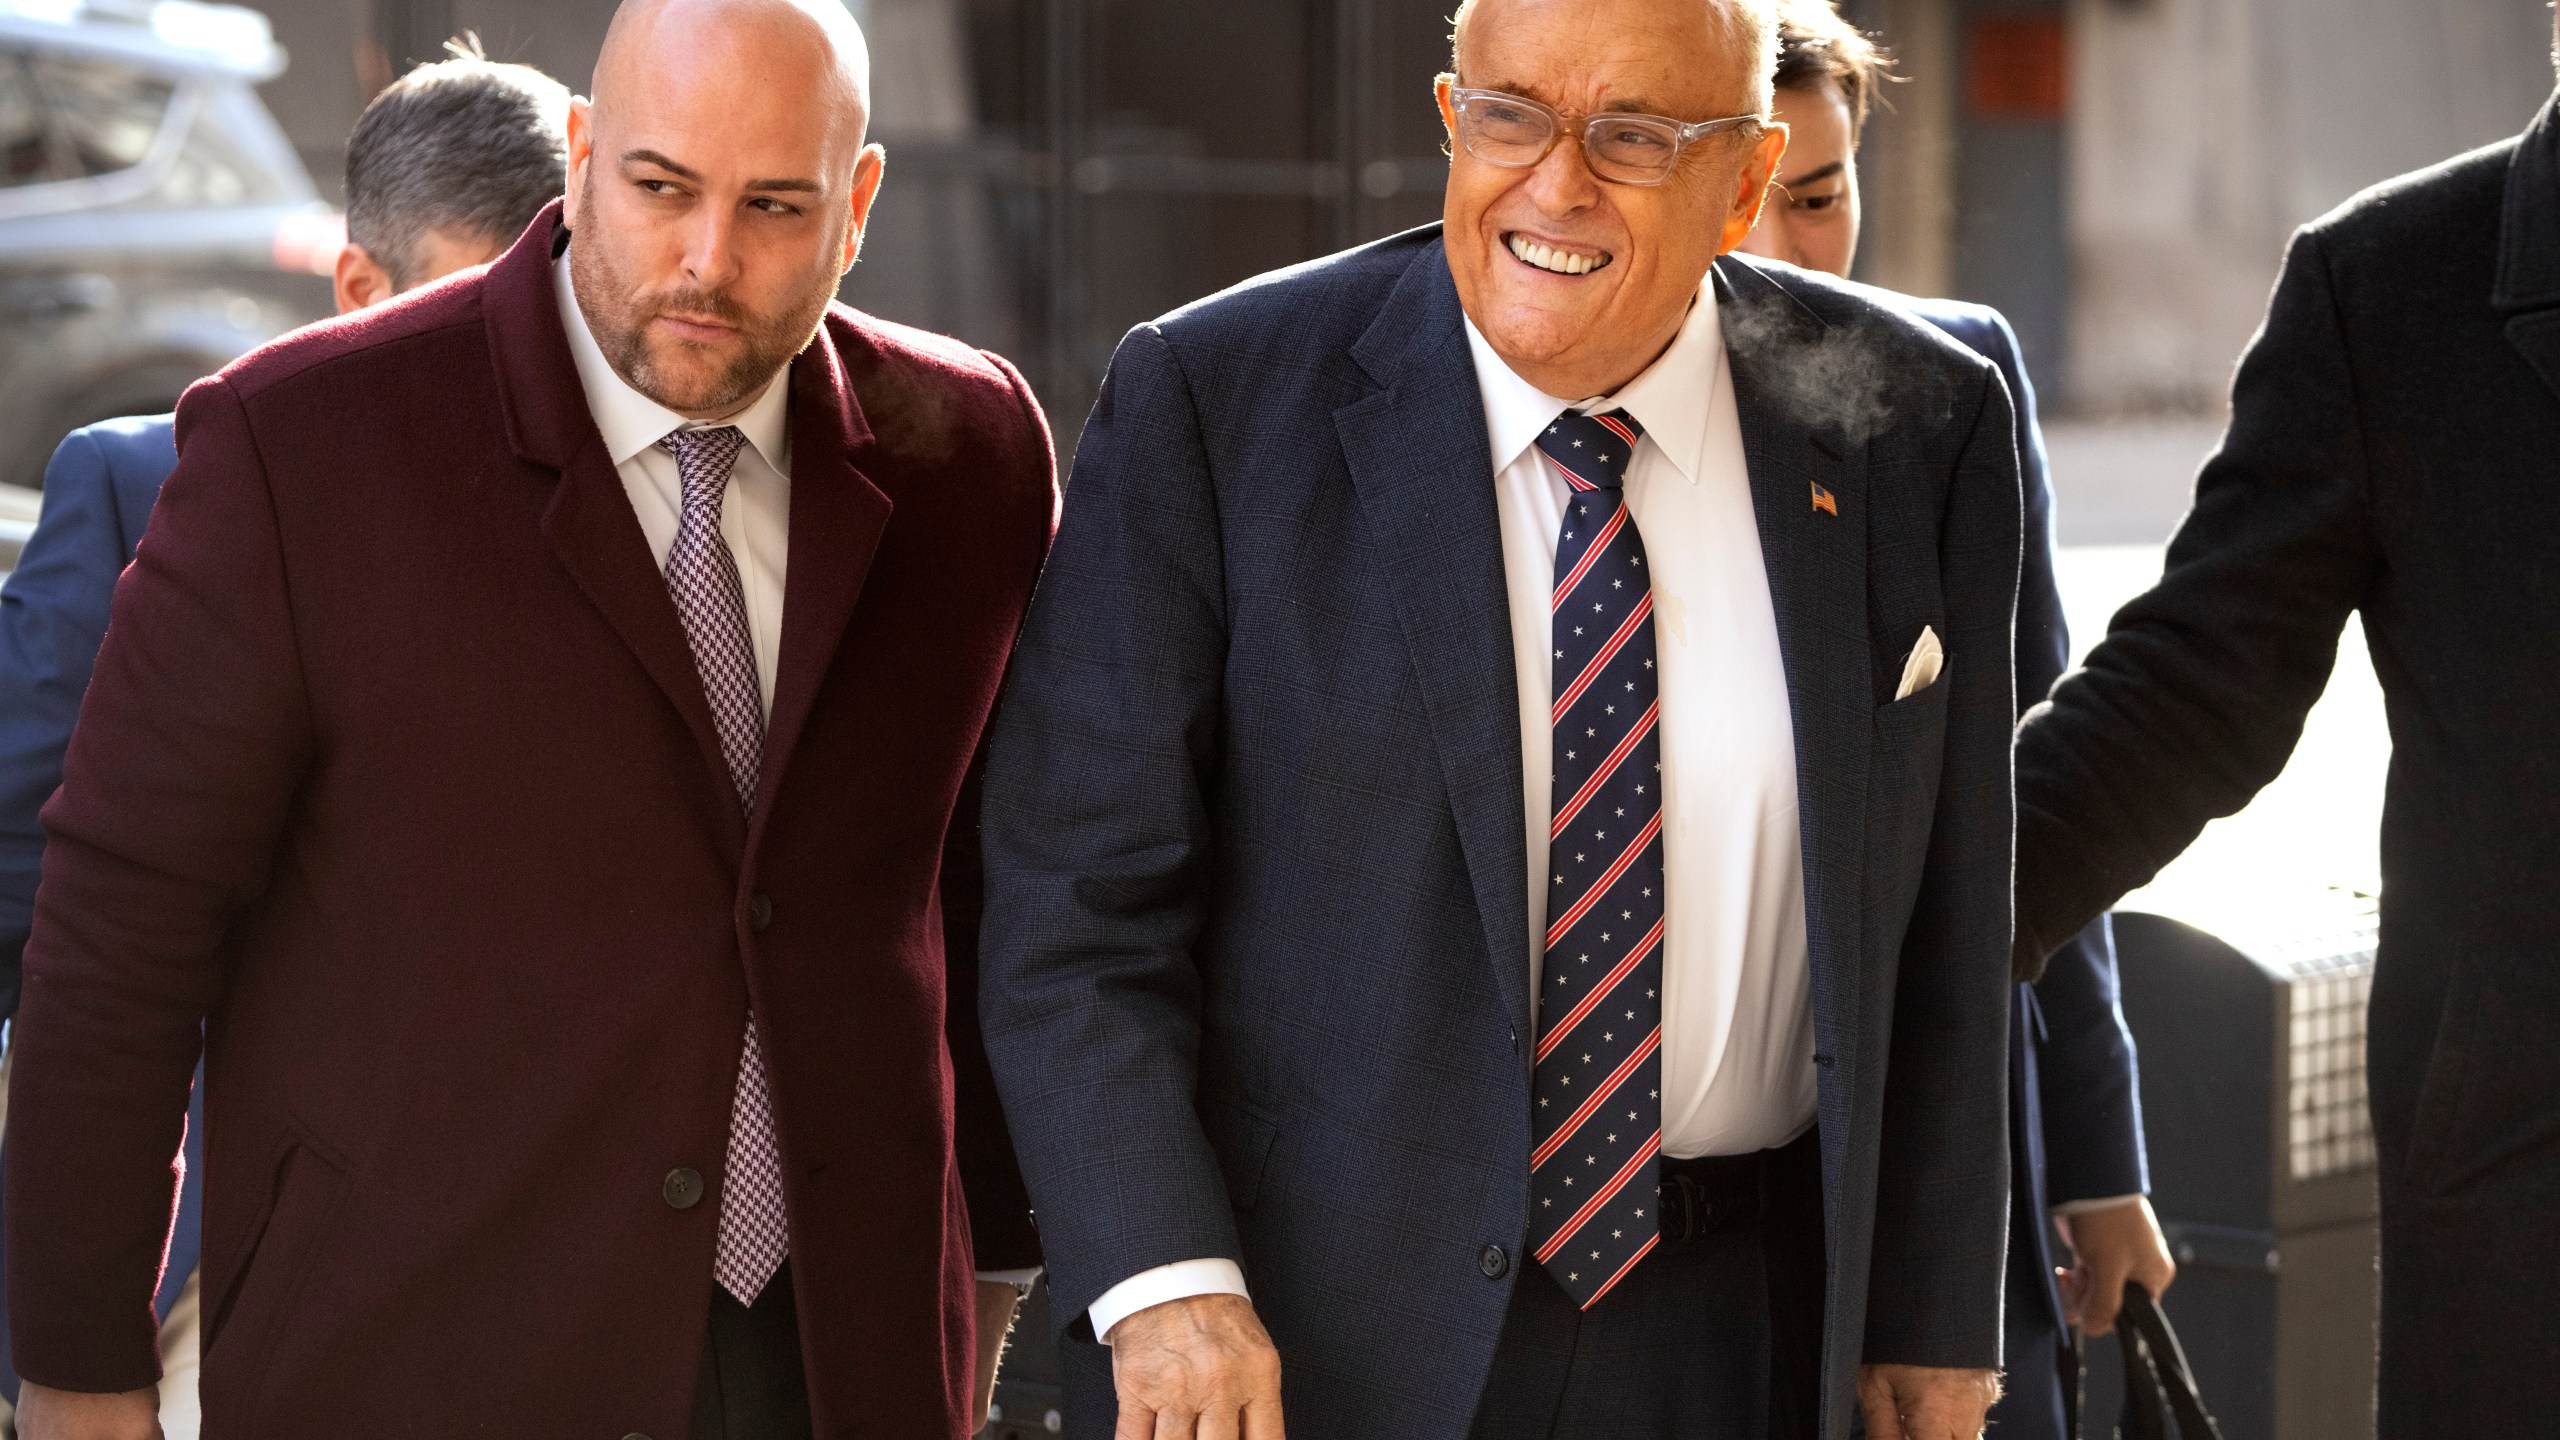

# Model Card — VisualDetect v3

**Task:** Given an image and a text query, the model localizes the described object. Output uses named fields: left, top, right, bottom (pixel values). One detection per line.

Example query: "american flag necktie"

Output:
left=1529, top=407, right=1667, bottom=1310
left=658, top=425, right=789, bottom=1306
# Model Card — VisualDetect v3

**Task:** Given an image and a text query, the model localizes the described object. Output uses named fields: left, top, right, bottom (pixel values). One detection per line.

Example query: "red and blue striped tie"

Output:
left=1530, top=407, right=1665, bottom=1310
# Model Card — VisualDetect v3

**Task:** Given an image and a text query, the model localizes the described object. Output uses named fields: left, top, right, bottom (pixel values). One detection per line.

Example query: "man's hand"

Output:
left=1106, top=1292, right=1285, bottom=1440
left=15, top=1382, right=164, bottom=1440
left=1856, top=1364, right=2000, bottom=1440
left=2055, top=1195, right=2177, bottom=1337
left=974, top=1279, right=1026, bottom=1432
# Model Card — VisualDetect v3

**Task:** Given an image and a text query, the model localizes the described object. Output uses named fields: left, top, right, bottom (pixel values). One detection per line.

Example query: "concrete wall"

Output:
left=2067, top=0, right=2555, bottom=413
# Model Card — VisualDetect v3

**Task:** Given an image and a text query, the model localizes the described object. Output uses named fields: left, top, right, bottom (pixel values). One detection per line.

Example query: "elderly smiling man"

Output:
left=979, top=1, right=2019, bottom=1438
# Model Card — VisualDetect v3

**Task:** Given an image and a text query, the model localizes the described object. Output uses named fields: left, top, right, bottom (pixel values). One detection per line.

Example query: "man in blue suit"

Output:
left=980, top=2, right=2018, bottom=1437
left=0, top=48, right=571, bottom=1423
left=1737, top=8, right=2177, bottom=1438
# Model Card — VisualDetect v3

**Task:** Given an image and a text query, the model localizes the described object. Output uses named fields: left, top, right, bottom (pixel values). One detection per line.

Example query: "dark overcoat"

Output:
left=2017, top=89, right=2560, bottom=1440
left=3, top=204, right=1052, bottom=1439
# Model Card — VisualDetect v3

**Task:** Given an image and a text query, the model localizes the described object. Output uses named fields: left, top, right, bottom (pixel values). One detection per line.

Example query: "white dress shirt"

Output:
left=554, top=254, right=1043, bottom=1291
left=1087, top=281, right=1818, bottom=1342
left=1478, top=283, right=1817, bottom=1158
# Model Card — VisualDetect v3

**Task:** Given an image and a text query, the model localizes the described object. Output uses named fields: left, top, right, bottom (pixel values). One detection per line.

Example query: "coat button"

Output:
left=1478, top=1244, right=1509, bottom=1278
left=748, top=893, right=773, bottom=932
left=663, top=1168, right=705, bottom=1210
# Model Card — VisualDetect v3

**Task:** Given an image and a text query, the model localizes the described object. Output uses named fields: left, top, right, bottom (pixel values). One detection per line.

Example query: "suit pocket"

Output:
left=202, top=1124, right=350, bottom=1383
left=1872, top=679, right=1952, bottom=798
left=1868, top=680, right=1953, bottom=901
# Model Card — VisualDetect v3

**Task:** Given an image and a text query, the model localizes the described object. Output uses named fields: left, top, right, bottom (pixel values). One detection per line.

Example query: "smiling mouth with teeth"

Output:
left=1506, top=233, right=1612, bottom=276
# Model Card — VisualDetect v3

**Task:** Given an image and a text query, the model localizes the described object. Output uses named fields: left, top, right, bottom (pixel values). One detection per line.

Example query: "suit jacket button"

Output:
left=749, top=893, right=773, bottom=932
left=1478, top=1244, right=1509, bottom=1278
left=663, top=1167, right=705, bottom=1210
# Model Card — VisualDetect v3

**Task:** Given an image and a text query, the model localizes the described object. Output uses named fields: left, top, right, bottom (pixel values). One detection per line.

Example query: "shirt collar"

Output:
left=1461, top=277, right=1723, bottom=485
left=553, top=250, right=792, bottom=473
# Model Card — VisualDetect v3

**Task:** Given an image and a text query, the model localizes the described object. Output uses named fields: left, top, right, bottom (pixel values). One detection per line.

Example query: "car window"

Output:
left=32, top=50, right=175, bottom=178
left=0, top=48, right=53, bottom=187
left=151, top=106, right=281, bottom=207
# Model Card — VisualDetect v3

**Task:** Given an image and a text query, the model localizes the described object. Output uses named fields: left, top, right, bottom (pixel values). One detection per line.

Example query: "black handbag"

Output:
left=2064, top=1282, right=2226, bottom=1440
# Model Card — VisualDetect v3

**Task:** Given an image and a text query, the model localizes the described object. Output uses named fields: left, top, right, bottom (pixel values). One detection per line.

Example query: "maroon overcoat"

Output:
left=3, top=203, right=1052, bottom=1437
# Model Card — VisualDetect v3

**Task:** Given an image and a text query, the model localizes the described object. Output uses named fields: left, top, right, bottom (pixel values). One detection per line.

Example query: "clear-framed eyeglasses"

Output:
left=1442, top=77, right=1766, bottom=187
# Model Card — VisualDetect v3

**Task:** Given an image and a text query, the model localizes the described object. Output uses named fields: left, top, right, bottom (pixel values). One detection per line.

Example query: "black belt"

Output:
left=1656, top=1149, right=1769, bottom=1247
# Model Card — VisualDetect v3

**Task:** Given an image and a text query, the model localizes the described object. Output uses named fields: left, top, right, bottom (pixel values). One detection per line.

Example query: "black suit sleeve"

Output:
left=1863, top=358, right=2021, bottom=1371
left=2014, top=227, right=2380, bottom=966
left=978, top=324, right=1240, bottom=1330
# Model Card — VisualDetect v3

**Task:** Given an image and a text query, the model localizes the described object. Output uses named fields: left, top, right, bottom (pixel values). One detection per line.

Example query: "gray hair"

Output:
left=345, top=38, right=571, bottom=290
left=1449, top=0, right=1781, bottom=115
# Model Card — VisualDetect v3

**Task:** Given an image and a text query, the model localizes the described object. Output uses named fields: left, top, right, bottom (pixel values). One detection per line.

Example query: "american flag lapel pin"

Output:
left=1810, top=482, right=1838, bottom=516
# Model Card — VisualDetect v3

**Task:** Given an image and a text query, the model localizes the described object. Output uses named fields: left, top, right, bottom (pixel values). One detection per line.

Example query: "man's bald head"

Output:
left=565, top=0, right=890, bottom=419
left=594, top=0, right=873, bottom=162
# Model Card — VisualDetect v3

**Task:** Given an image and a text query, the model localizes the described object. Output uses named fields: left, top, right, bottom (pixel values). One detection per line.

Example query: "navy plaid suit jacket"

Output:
left=981, top=228, right=2019, bottom=1440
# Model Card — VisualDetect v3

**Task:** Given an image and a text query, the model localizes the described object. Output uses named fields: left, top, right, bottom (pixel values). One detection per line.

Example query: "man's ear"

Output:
left=1719, top=123, right=1791, bottom=255
left=562, top=95, right=596, bottom=230
left=334, top=243, right=397, bottom=315
left=1435, top=72, right=1461, bottom=149
left=841, top=143, right=887, bottom=276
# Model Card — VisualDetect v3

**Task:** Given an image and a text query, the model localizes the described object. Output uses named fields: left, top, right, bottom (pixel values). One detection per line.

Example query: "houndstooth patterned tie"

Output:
left=658, top=425, right=788, bottom=1305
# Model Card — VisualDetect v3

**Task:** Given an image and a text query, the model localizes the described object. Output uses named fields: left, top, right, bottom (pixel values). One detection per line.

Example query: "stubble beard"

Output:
left=569, top=176, right=842, bottom=417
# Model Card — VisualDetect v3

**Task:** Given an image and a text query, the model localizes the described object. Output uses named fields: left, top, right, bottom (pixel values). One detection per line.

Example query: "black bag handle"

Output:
left=2121, top=1284, right=2222, bottom=1440
left=2113, top=1282, right=2225, bottom=1440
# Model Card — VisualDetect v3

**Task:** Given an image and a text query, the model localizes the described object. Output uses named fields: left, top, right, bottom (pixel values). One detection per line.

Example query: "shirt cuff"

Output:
left=2051, top=1192, right=2146, bottom=1219
left=1088, top=1258, right=1250, bottom=1344
left=977, top=1268, right=1043, bottom=1288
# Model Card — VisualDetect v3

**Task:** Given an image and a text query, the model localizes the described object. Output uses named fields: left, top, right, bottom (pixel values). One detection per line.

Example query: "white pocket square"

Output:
left=1894, top=626, right=1945, bottom=701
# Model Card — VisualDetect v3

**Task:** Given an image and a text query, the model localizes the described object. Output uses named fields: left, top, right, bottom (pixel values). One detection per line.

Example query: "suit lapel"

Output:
left=2493, top=93, right=2560, bottom=399
left=753, top=327, right=894, bottom=828
left=1714, top=255, right=1872, bottom=1172
left=1337, top=242, right=1534, bottom=1048
left=538, top=431, right=745, bottom=833
left=484, top=208, right=743, bottom=841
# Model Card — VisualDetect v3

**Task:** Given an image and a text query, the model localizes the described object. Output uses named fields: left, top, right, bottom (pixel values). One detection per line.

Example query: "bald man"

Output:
left=2, top=2, right=1053, bottom=1437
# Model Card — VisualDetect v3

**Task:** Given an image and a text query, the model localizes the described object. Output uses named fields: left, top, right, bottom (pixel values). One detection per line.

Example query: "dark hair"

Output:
left=1771, top=0, right=1896, bottom=135
left=344, top=36, right=570, bottom=290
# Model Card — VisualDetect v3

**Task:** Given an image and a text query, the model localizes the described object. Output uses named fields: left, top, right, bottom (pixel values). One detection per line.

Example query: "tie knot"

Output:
left=659, top=425, right=747, bottom=512
left=1535, top=409, right=1645, bottom=491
